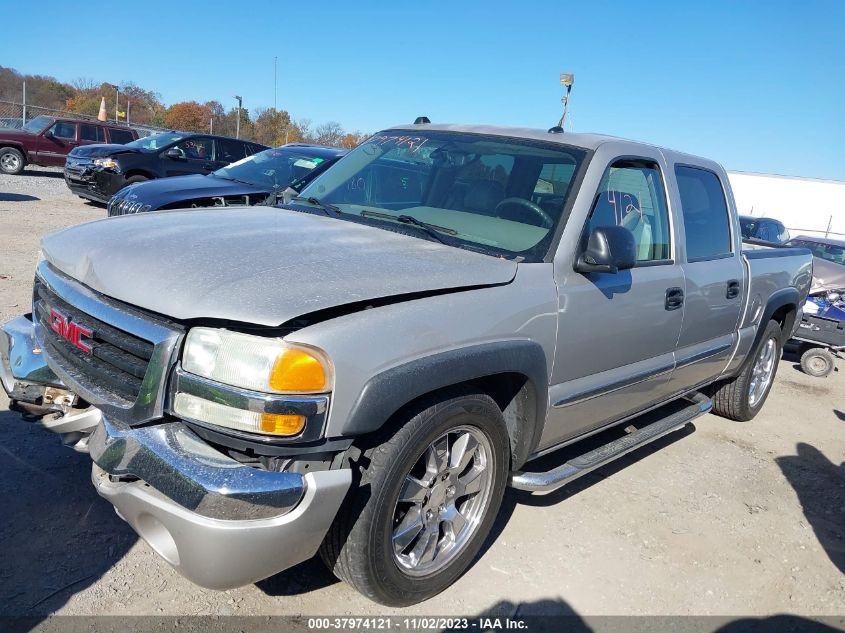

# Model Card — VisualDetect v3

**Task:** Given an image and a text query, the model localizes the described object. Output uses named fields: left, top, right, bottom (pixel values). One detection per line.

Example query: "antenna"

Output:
left=558, top=73, right=574, bottom=130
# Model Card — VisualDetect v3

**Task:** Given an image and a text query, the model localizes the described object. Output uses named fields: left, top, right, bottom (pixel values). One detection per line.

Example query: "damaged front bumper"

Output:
left=1, top=314, right=101, bottom=449
left=89, top=416, right=352, bottom=589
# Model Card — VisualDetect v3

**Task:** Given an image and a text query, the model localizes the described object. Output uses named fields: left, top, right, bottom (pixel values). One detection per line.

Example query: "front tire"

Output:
left=711, top=319, right=783, bottom=421
left=123, top=175, right=149, bottom=187
left=320, top=390, right=510, bottom=606
left=0, top=147, right=25, bottom=174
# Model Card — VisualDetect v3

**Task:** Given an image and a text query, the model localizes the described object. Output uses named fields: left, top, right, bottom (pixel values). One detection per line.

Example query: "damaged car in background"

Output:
left=107, top=144, right=346, bottom=216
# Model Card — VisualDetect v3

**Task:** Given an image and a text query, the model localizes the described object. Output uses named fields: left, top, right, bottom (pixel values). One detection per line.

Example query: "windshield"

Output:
left=23, top=115, right=54, bottom=133
left=788, top=239, right=845, bottom=265
left=125, top=132, right=185, bottom=150
left=297, top=131, right=586, bottom=260
left=214, top=147, right=332, bottom=189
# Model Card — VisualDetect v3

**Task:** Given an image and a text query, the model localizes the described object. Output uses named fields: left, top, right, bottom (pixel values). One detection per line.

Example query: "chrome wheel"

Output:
left=748, top=337, right=777, bottom=407
left=1, top=151, right=21, bottom=172
left=391, top=425, right=494, bottom=576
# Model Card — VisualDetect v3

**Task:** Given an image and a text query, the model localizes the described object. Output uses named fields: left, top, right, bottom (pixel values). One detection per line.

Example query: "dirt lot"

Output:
left=0, top=169, right=843, bottom=621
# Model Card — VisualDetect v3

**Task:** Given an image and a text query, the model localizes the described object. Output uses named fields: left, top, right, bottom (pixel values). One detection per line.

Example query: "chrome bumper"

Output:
left=0, top=314, right=63, bottom=403
left=89, top=416, right=351, bottom=589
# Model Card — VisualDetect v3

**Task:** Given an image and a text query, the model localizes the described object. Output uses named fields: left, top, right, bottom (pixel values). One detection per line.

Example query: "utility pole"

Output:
left=274, top=56, right=278, bottom=111
left=126, top=100, right=131, bottom=125
left=107, top=84, right=119, bottom=122
left=233, top=95, right=242, bottom=139
left=21, top=80, right=26, bottom=125
left=558, top=73, right=574, bottom=130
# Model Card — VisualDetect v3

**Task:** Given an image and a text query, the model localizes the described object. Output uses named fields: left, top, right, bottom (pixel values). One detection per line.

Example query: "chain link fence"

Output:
left=0, top=100, right=170, bottom=137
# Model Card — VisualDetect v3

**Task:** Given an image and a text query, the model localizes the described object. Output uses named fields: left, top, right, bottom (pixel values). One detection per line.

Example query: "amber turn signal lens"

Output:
left=260, top=413, right=306, bottom=436
left=269, top=348, right=327, bottom=392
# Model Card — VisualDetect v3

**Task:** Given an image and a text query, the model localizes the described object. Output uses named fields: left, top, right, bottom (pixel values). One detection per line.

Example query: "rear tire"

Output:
left=320, top=389, right=510, bottom=606
left=0, top=147, right=25, bottom=174
left=800, top=347, right=835, bottom=378
left=711, top=319, right=783, bottom=421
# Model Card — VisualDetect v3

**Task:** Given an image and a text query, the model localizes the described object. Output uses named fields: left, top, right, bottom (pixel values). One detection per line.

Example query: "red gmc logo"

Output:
left=49, top=308, right=93, bottom=354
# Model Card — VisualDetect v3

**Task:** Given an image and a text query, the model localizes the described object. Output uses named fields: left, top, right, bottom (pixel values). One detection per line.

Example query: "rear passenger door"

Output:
left=543, top=152, right=685, bottom=448
left=214, top=138, right=247, bottom=169
left=669, top=165, right=744, bottom=389
left=79, top=123, right=106, bottom=149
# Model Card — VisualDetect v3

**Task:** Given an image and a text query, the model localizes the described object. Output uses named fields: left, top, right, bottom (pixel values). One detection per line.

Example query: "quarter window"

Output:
left=49, top=121, right=76, bottom=140
left=585, top=159, right=671, bottom=262
left=216, top=139, right=247, bottom=163
left=675, top=166, right=732, bottom=261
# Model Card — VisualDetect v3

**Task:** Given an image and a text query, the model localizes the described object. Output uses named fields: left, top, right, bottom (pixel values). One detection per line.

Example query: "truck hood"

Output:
left=118, top=174, right=269, bottom=210
left=70, top=144, right=141, bottom=158
left=40, top=207, right=518, bottom=326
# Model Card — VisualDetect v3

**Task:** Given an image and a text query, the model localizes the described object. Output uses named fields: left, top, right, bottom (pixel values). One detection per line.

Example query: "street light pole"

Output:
left=233, top=94, right=242, bottom=139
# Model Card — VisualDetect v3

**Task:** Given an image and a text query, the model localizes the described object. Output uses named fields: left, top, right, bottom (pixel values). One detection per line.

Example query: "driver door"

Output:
left=541, top=152, right=684, bottom=450
left=38, top=121, right=78, bottom=166
left=162, top=137, right=216, bottom=176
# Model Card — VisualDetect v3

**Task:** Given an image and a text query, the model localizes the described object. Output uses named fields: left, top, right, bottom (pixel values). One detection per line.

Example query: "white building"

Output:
left=727, top=171, right=845, bottom=240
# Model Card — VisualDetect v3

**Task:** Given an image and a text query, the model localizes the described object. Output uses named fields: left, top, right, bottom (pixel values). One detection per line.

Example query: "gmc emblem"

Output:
left=49, top=308, right=93, bottom=353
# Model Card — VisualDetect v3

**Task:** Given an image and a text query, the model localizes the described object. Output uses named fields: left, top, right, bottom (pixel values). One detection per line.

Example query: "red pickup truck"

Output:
left=0, top=115, right=138, bottom=175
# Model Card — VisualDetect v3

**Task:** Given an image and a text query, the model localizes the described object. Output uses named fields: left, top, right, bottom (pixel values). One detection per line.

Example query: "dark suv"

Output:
left=0, top=115, right=138, bottom=175
left=64, top=132, right=268, bottom=203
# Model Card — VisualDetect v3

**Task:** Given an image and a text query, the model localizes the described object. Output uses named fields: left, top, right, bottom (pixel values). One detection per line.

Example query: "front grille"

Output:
left=34, top=281, right=154, bottom=404
left=108, top=197, right=149, bottom=217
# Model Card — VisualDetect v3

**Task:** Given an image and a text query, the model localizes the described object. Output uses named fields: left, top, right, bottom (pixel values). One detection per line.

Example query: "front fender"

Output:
left=343, top=340, right=549, bottom=465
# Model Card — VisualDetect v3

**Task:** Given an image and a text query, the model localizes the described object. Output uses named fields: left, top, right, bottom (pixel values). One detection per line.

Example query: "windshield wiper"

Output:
left=291, top=196, right=342, bottom=216
left=359, top=210, right=457, bottom=244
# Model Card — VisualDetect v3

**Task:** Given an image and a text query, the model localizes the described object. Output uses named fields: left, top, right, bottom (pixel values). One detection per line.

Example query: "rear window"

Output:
left=109, top=128, right=134, bottom=144
left=216, top=138, right=247, bottom=163
left=675, top=165, right=732, bottom=261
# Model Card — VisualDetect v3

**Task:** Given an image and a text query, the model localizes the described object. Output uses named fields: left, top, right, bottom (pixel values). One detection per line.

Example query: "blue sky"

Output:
left=6, top=1, right=844, bottom=179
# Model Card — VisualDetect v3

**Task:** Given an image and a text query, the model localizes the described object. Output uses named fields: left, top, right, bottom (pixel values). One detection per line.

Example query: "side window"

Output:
left=776, top=223, right=790, bottom=243
left=108, top=128, right=134, bottom=144
left=216, top=139, right=246, bottom=163
left=585, top=159, right=671, bottom=262
left=49, top=121, right=76, bottom=140
left=675, top=166, right=732, bottom=261
left=173, top=137, right=213, bottom=160
left=80, top=124, right=106, bottom=142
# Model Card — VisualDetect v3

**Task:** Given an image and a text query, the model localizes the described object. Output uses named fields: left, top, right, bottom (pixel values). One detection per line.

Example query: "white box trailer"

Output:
left=728, top=171, right=845, bottom=239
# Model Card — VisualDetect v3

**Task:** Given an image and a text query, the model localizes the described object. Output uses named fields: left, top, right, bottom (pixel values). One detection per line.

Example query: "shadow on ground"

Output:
left=0, top=193, right=39, bottom=202
left=776, top=442, right=845, bottom=575
left=0, top=408, right=136, bottom=616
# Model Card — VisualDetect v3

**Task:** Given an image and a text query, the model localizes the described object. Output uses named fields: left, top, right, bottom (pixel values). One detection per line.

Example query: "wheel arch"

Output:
left=759, top=287, right=799, bottom=345
left=123, top=169, right=155, bottom=180
left=0, top=143, right=27, bottom=161
left=341, top=341, right=549, bottom=469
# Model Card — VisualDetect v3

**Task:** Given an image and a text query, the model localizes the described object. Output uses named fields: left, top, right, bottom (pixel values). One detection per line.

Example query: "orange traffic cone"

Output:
left=97, top=97, right=107, bottom=122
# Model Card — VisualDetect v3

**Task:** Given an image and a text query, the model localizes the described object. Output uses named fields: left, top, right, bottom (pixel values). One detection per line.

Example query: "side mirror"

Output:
left=43, top=129, right=54, bottom=139
left=575, top=225, right=637, bottom=274
left=164, top=147, right=183, bottom=160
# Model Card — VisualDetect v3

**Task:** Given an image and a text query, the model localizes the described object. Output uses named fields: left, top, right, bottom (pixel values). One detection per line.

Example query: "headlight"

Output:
left=94, top=157, right=120, bottom=170
left=182, top=327, right=332, bottom=394
left=175, top=328, right=331, bottom=437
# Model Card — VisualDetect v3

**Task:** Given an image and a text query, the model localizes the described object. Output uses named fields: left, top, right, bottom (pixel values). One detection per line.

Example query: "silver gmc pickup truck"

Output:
left=1, top=123, right=813, bottom=606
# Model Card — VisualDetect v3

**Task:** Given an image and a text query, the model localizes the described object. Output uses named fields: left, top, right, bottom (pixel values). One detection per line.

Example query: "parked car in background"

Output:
left=0, top=115, right=138, bottom=175
left=739, top=214, right=791, bottom=245
left=1, top=123, right=813, bottom=605
left=107, top=144, right=346, bottom=216
left=786, top=235, right=845, bottom=266
left=64, top=132, right=269, bottom=204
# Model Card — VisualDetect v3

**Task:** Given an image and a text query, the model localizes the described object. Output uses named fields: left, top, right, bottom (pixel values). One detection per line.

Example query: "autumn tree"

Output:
left=313, top=121, right=345, bottom=147
left=254, top=107, right=293, bottom=146
left=163, top=101, right=213, bottom=133
left=340, top=132, right=369, bottom=149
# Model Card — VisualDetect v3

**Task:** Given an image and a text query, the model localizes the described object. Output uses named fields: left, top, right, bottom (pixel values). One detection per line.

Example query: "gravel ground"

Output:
left=0, top=169, right=843, bottom=622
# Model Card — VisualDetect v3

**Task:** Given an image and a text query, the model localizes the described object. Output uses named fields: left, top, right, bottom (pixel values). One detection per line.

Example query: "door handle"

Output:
left=665, top=287, right=684, bottom=311
left=726, top=279, right=740, bottom=299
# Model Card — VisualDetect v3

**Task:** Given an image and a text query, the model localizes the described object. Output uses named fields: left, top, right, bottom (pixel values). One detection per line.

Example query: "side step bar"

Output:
left=510, top=393, right=712, bottom=493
